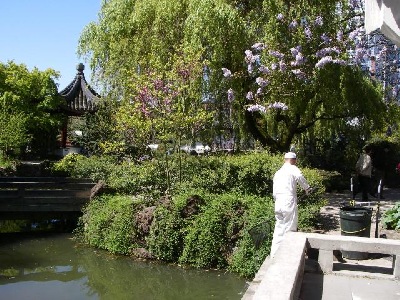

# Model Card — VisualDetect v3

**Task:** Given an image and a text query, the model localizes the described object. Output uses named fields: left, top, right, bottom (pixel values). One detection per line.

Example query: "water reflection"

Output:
left=0, top=233, right=247, bottom=299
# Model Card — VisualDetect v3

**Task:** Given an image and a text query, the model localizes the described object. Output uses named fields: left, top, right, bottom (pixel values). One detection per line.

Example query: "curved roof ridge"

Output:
left=58, top=64, right=100, bottom=116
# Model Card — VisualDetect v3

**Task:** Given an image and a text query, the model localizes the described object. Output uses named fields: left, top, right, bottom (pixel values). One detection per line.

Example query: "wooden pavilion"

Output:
left=57, top=63, right=100, bottom=155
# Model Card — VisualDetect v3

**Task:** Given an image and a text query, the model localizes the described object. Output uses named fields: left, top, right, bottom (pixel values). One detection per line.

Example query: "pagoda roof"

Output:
left=59, top=63, right=100, bottom=116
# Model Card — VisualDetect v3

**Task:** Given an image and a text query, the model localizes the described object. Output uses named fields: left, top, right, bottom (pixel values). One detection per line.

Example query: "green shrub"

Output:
left=72, top=151, right=327, bottom=278
left=228, top=194, right=274, bottom=278
left=146, top=205, right=184, bottom=262
left=298, top=168, right=328, bottom=231
left=382, top=203, right=400, bottom=230
left=78, top=194, right=144, bottom=254
left=178, top=193, right=245, bottom=268
left=107, top=161, right=167, bottom=197
left=52, top=153, right=87, bottom=176
left=52, top=154, right=117, bottom=181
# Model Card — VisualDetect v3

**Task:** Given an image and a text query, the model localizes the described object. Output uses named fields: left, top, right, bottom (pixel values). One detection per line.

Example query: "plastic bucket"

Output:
left=340, top=206, right=372, bottom=260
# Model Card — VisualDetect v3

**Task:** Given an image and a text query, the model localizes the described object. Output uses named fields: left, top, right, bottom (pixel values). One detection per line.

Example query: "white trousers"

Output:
left=270, top=195, right=298, bottom=257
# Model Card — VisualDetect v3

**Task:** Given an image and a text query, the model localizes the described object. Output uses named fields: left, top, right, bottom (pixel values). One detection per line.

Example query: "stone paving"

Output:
left=298, top=188, right=400, bottom=300
left=320, top=187, right=400, bottom=240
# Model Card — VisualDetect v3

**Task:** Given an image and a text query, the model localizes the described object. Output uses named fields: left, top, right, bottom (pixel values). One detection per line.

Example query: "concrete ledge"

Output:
left=242, top=232, right=400, bottom=299
left=251, top=232, right=306, bottom=300
left=305, top=233, right=400, bottom=277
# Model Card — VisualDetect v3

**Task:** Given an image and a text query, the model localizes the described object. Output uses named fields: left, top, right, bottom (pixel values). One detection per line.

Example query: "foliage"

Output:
left=72, top=151, right=326, bottom=278
left=174, top=151, right=281, bottom=196
left=146, top=204, right=184, bottom=262
left=223, top=0, right=388, bottom=152
left=52, top=153, right=89, bottom=176
left=0, top=220, right=29, bottom=233
left=76, top=98, right=122, bottom=157
left=0, top=61, right=63, bottom=157
left=178, top=193, right=243, bottom=268
left=77, top=194, right=142, bottom=254
left=0, top=154, right=17, bottom=176
left=115, top=58, right=213, bottom=162
left=0, top=107, right=28, bottom=157
left=78, top=0, right=257, bottom=148
left=382, top=203, right=400, bottom=230
left=228, top=194, right=274, bottom=278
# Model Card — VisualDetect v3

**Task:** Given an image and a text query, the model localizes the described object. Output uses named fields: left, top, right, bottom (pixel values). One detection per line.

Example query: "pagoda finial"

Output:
left=77, top=63, right=85, bottom=74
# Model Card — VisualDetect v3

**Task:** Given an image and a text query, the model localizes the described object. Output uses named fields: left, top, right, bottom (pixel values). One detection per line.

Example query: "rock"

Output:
left=90, top=180, right=106, bottom=200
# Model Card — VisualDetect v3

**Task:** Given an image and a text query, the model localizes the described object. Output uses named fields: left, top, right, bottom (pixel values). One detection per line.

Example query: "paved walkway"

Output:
left=320, top=187, right=400, bottom=240
left=299, top=188, right=400, bottom=300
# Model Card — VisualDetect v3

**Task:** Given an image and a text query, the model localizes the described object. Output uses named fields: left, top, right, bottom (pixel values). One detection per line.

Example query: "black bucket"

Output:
left=340, top=206, right=372, bottom=260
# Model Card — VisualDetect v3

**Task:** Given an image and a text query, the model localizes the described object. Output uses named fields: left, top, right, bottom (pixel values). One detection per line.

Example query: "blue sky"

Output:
left=0, top=0, right=101, bottom=90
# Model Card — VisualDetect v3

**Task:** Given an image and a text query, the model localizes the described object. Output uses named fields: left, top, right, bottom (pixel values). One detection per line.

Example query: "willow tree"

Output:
left=78, top=0, right=263, bottom=149
left=223, top=0, right=390, bottom=153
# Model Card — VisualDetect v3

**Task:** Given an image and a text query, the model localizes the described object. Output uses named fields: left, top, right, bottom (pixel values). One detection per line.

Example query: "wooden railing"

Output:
left=0, top=177, right=96, bottom=220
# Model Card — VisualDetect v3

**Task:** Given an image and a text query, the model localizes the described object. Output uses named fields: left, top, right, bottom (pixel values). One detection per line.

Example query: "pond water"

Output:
left=0, top=233, right=248, bottom=300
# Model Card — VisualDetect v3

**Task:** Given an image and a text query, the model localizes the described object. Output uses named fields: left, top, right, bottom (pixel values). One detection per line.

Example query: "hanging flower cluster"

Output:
left=223, top=0, right=400, bottom=113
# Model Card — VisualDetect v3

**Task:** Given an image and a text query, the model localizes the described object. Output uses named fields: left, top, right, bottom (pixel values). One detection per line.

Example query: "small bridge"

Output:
left=0, top=177, right=96, bottom=220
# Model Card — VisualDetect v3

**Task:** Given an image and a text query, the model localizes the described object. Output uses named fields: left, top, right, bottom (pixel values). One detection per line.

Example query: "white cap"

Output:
left=284, top=152, right=297, bottom=159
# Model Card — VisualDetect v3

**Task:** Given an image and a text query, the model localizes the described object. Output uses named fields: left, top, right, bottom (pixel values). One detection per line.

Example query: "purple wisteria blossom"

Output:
left=247, top=64, right=254, bottom=74
left=252, top=42, right=265, bottom=51
left=259, top=65, right=270, bottom=74
left=269, top=50, right=284, bottom=59
left=291, top=69, right=306, bottom=79
left=321, top=33, right=331, bottom=44
left=392, top=86, right=398, bottom=98
left=289, top=20, right=298, bottom=30
left=349, top=0, right=361, bottom=9
left=247, top=104, right=267, bottom=113
left=316, top=47, right=341, bottom=57
left=277, top=13, right=284, bottom=21
left=271, top=63, right=278, bottom=70
left=315, top=56, right=333, bottom=68
left=355, top=47, right=365, bottom=60
left=256, top=77, right=269, bottom=87
left=348, top=28, right=364, bottom=41
left=279, top=60, right=287, bottom=71
left=296, top=53, right=305, bottom=64
left=268, top=102, right=288, bottom=110
left=245, top=50, right=259, bottom=63
left=290, top=47, right=299, bottom=57
left=304, top=27, right=312, bottom=39
left=246, top=91, right=254, bottom=100
left=346, top=117, right=360, bottom=127
left=291, top=52, right=304, bottom=67
left=314, top=16, right=323, bottom=26
left=333, top=59, right=346, bottom=66
left=337, top=30, right=343, bottom=42
left=256, top=88, right=263, bottom=96
left=227, top=88, right=234, bottom=102
left=221, top=68, right=232, bottom=78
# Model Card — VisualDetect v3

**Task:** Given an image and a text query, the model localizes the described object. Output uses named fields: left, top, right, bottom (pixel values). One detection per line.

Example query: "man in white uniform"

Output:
left=270, top=152, right=311, bottom=257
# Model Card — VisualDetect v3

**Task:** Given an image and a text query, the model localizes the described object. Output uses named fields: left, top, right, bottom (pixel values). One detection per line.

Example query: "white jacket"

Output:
left=355, top=153, right=372, bottom=177
left=273, top=162, right=310, bottom=198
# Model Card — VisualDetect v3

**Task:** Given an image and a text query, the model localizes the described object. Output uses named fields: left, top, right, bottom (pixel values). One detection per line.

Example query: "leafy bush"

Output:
left=52, top=153, right=88, bottom=176
left=382, top=203, right=400, bottom=230
left=77, top=195, right=144, bottom=254
left=178, top=193, right=244, bottom=268
left=146, top=205, right=184, bottom=262
left=72, top=151, right=327, bottom=278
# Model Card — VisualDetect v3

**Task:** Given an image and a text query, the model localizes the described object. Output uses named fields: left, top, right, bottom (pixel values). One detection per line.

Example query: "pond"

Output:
left=0, top=233, right=248, bottom=299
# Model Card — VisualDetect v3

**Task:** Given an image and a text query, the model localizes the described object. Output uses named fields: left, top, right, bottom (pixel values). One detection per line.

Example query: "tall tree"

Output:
left=223, top=0, right=389, bottom=152
left=78, top=0, right=255, bottom=148
left=0, top=61, right=63, bottom=157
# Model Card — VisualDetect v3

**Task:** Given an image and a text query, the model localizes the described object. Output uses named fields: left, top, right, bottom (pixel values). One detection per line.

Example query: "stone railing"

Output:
left=242, top=232, right=400, bottom=300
